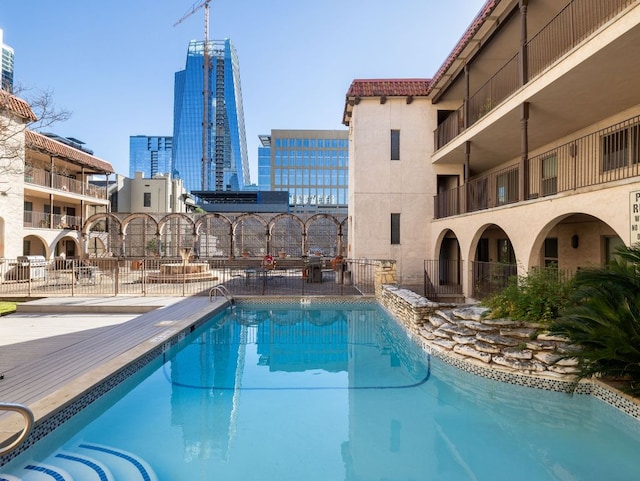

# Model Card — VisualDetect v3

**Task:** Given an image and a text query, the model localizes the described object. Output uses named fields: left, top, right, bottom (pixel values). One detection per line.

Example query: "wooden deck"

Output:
left=0, top=296, right=227, bottom=452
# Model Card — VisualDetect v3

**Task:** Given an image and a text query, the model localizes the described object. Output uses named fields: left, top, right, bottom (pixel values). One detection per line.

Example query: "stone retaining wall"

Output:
left=379, top=284, right=579, bottom=379
left=376, top=284, right=640, bottom=420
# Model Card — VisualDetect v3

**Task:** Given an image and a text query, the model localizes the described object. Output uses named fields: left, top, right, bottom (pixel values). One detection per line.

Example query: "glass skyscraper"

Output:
left=129, top=135, right=173, bottom=179
left=173, top=39, right=249, bottom=194
left=1, top=29, right=14, bottom=92
left=260, top=130, right=349, bottom=213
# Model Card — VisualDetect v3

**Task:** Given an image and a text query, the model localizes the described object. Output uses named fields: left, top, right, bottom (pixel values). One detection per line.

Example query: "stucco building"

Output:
left=344, top=0, right=640, bottom=299
left=0, top=90, right=114, bottom=261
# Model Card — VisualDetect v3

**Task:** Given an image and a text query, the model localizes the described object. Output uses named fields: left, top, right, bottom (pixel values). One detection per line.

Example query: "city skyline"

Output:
left=0, top=0, right=486, bottom=181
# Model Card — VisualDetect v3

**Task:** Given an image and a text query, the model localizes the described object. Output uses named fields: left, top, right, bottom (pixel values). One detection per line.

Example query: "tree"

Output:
left=550, top=244, right=640, bottom=395
left=0, top=86, right=71, bottom=194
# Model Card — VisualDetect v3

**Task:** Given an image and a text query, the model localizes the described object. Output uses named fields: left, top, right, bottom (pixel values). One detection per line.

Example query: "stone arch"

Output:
left=120, top=213, right=159, bottom=257
left=434, top=228, right=463, bottom=288
left=527, top=212, right=622, bottom=274
left=305, top=213, right=342, bottom=257
left=269, top=213, right=305, bottom=257
left=232, top=214, right=269, bottom=257
left=468, top=223, right=517, bottom=299
left=195, top=213, right=233, bottom=258
left=83, top=213, right=124, bottom=257
left=158, top=213, right=196, bottom=257
left=52, top=233, right=80, bottom=259
left=22, top=234, right=50, bottom=259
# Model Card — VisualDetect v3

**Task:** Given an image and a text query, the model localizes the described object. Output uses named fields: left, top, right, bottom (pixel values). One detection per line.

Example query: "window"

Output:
left=391, top=130, right=400, bottom=160
left=143, top=192, right=151, bottom=207
left=602, top=125, right=639, bottom=171
left=391, top=213, right=400, bottom=244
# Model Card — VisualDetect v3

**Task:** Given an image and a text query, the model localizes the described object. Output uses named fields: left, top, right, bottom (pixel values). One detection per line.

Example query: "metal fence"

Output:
left=0, top=257, right=377, bottom=298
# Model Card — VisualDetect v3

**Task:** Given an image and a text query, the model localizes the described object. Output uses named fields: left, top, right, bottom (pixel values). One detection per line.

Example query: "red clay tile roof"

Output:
left=0, top=89, right=38, bottom=122
left=26, top=130, right=115, bottom=174
left=343, top=79, right=431, bottom=124
left=427, top=0, right=499, bottom=95
left=345, top=78, right=431, bottom=98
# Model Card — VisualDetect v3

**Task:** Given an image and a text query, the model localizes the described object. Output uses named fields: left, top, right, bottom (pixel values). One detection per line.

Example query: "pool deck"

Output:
left=0, top=296, right=228, bottom=449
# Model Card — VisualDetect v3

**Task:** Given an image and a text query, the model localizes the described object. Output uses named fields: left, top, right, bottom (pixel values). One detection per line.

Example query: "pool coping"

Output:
left=1, top=295, right=639, bottom=466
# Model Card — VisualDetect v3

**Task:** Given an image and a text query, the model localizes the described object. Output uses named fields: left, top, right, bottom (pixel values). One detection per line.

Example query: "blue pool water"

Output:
left=2, top=303, right=640, bottom=480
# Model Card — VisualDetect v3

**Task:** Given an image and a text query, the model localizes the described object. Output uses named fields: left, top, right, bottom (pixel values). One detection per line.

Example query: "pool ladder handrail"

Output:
left=209, top=285, right=235, bottom=307
left=0, top=402, right=35, bottom=456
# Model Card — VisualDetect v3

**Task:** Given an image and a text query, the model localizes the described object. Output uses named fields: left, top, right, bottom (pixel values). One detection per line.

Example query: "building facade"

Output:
left=0, top=29, right=14, bottom=93
left=259, top=129, right=349, bottom=214
left=0, top=90, right=114, bottom=261
left=344, top=0, right=640, bottom=298
left=129, top=135, right=173, bottom=179
left=111, top=172, right=192, bottom=214
left=173, top=39, right=249, bottom=194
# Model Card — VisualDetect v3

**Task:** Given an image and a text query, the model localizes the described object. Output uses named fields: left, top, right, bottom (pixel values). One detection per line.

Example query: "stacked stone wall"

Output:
left=378, top=285, right=578, bottom=379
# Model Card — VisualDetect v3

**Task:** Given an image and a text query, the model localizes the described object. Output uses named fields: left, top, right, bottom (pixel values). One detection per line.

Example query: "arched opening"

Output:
left=472, top=224, right=516, bottom=299
left=532, top=213, right=623, bottom=274
left=427, top=229, right=463, bottom=301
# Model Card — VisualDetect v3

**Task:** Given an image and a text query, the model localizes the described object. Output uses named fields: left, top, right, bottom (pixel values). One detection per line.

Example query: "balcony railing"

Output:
left=435, top=164, right=519, bottom=218
left=24, top=167, right=107, bottom=200
left=435, top=114, right=640, bottom=219
left=24, top=211, right=83, bottom=230
left=434, top=0, right=635, bottom=149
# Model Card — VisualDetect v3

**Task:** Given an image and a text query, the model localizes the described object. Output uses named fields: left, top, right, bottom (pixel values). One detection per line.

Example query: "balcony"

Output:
left=24, top=167, right=107, bottom=200
left=434, top=0, right=635, bottom=150
left=24, top=210, right=83, bottom=230
left=435, top=114, right=640, bottom=219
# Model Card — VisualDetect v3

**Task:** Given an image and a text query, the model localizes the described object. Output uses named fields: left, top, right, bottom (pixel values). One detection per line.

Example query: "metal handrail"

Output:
left=209, top=285, right=235, bottom=307
left=0, top=402, right=35, bottom=456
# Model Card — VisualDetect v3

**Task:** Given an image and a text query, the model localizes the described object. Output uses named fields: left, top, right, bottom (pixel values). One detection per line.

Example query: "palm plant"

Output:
left=550, top=245, right=640, bottom=395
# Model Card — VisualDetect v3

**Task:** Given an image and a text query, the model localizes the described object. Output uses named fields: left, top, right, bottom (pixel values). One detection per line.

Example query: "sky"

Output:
left=1, top=0, right=487, bottom=181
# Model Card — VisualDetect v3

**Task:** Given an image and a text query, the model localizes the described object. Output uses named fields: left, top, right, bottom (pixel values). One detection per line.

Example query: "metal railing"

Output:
left=0, top=257, right=378, bottom=298
left=23, top=211, right=83, bottom=230
left=471, top=261, right=517, bottom=299
left=0, top=402, right=34, bottom=456
left=424, top=259, right=464, bottom=301
left=434, top=0, right=635, bottom=149
left=24, top=166, right=107, bottom=199
left=435, top=114, right=640, bottom=219
left=435, top=164, right=519, bottom=218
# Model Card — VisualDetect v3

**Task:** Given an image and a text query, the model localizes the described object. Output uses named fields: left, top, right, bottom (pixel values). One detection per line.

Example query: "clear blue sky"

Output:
left=1, top=0, right=486, bottom=181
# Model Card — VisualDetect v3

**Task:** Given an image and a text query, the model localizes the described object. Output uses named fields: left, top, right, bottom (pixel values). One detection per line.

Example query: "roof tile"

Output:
left=0, top=89, right=38, bottom=122
left=26, top=130, right=114, bottom=174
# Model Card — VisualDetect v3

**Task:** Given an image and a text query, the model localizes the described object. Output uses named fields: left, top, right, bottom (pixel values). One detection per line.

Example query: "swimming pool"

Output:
left=2, top=302, right=640, bottom=480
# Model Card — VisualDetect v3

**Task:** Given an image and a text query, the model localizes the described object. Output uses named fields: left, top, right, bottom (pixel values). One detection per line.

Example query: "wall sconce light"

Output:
left=571, top=234, right=579, bottom=249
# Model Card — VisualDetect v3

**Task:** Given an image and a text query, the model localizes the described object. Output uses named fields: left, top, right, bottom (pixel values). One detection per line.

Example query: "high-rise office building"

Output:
left=129, top=135, right=173, bottom=179
left=259, top=130, right=349, bottom=213
left=0, top=29, right=14, bottom=92
left=173, top=39, right=249, bottom=195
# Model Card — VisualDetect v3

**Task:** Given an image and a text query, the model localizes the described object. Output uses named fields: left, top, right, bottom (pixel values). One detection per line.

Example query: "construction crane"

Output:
left=174, top=0, right=212, bottom=191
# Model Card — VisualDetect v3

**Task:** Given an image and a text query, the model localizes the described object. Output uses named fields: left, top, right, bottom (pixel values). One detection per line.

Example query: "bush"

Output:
left=550, top=245, right=640, bottom=395
left=482, top=266, right=573, bottom=324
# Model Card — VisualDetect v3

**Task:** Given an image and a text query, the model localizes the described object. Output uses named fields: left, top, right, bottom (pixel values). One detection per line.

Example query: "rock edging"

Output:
left=378, top=285, right=577, bottom=379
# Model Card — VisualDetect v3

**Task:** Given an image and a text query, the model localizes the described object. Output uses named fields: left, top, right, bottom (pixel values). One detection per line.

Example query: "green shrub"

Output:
left=482, top=266, right=573, bottom=324
left=550, top=245, right=640, bottom=395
